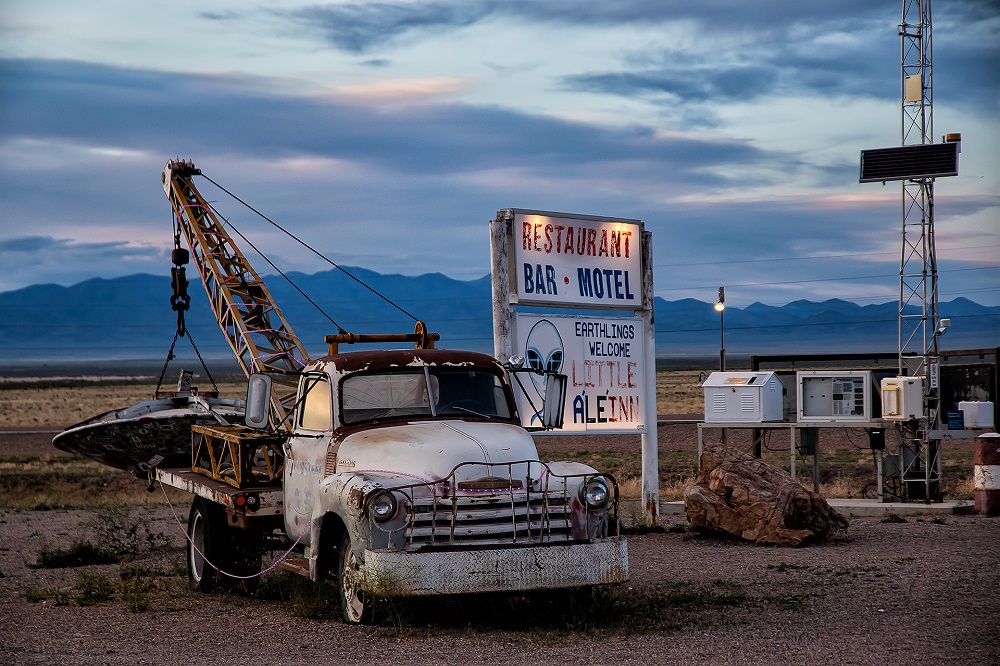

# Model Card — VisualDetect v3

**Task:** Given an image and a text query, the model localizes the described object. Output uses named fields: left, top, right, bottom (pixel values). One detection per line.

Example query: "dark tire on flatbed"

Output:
left=187, top=496, right=263, bottom=594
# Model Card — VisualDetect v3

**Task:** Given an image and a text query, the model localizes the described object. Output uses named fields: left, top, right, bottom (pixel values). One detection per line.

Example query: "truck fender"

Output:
left=309, top=472, right=392, bottom=577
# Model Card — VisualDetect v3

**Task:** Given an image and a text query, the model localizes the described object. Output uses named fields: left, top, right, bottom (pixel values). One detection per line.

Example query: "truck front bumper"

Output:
left=362, top=537, right=628, bottom=596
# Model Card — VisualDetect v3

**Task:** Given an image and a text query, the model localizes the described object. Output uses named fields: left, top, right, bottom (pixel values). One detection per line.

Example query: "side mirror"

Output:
left=541, top=373, right=567, bottom=429
left=245, top=373, right=272, bottom=429
left=506, top=355, right=525, bottom=370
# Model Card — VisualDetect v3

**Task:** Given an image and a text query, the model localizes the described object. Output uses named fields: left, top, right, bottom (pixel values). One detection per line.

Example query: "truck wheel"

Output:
left=337, top=532, right=368, bottom=624
left=187, top=497, right=262, bottom=594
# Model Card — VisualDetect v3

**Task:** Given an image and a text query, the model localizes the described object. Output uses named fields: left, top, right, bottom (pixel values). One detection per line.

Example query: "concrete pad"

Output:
left=656, top=498, right=969, bottom=518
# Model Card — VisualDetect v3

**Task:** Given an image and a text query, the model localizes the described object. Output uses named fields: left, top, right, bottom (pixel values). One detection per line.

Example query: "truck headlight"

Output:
left=582, top=477, right=610, bottom=511
left=369, top=490, right=398, bottom=522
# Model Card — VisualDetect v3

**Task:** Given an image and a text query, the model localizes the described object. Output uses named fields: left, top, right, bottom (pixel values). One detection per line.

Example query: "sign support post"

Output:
left=640, top=230, right=659, bottom=523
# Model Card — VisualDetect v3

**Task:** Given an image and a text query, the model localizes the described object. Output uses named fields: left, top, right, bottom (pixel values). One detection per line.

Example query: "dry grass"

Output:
left=617, top=474, right=698, bottom=502
left=655, top=370, right=704, bottom=415
left=0, top=380, right=247, bottom=428
left=0, top=456, right=192, bottom=509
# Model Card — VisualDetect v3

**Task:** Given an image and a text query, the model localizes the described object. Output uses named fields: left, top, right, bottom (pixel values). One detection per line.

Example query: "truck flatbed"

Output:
left=156, top=467, right=284, bottom=518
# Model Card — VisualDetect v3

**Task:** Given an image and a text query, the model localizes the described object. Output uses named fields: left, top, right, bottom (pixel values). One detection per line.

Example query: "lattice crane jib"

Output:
left=162, top=160, right=311, bottom=428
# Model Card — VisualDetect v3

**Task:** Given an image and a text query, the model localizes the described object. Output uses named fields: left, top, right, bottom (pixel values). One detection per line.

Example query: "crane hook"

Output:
left=169, top=246, right=191, bottom=336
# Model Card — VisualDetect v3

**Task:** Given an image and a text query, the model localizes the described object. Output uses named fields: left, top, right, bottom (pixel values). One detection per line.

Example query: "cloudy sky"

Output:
left=1, top=0, right=998, bottom=309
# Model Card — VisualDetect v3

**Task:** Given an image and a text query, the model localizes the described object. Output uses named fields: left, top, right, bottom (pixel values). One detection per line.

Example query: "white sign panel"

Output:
left=511, top=210, right=643, bottom=309
left=513, top=313, right=646, bottom=434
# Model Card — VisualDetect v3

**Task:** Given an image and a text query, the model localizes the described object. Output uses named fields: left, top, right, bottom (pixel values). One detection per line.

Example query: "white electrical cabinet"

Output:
left=702, top=372, right=784, bottom=423
left=881, top=376, right=924, bottom=421
left=959, top=401, right=995, bottom=428
left=797, top=371, right=872, bottom=423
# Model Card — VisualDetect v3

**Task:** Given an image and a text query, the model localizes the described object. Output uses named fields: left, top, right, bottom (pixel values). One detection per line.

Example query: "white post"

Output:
left=490, top=213, right=513, bottom=362
left=640, top=230, right=659, bottom=525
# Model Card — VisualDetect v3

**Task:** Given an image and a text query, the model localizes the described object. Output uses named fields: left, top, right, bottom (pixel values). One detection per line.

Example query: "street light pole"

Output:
left=714, top=287, right=726, bottom=372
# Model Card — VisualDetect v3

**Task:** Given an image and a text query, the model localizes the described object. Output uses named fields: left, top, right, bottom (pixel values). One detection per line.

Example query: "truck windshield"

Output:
left=340, top=367, right=512, bottom=425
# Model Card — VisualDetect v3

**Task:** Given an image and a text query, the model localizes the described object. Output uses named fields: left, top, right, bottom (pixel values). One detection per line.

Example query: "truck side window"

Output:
left=300, top=376, right=332, bottom=430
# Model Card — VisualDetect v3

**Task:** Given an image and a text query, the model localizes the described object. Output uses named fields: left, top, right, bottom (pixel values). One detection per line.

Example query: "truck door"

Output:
left=283, top=372, right=333, bottom=542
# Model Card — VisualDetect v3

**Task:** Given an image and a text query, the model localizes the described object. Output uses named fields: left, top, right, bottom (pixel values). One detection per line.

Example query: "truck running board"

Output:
left=277, top=556, right=310, bottom=577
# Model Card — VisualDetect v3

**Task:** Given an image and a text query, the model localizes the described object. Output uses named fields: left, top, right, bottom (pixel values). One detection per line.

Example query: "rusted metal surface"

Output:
left=190, top=424, right=286, bottom=489
left=324, top=320, right=440, bottom=355
left=52, top=396, right=244, bottom=475
left=973, top=432, right=1000, bottom=515
left=317, top=347, right=506, bottom=374
left=363, top=537, right=628, bottom=596
left=155, top=467, right=284, bottom=517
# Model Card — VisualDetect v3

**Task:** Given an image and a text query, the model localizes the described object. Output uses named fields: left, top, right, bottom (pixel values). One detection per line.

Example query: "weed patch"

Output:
left=75, top=568, right=115, bottom=606
left=767, top=562, right=812, bottom=573
left=22, top=584, right=71, bottom=605
left=118, top=567, right=157, bottom=612
left=257, top=571, right=341, bottom=620
left=33, top=541, right=120, bottom=568
left=32, top=505, right=165, bottom=568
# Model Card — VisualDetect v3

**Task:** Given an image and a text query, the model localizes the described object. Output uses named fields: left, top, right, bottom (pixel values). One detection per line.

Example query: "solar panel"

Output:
left=859, top=142, right=959, bottom=183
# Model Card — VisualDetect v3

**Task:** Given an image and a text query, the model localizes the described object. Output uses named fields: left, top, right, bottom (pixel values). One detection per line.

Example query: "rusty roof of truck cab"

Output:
left=312, top=347, right=505, bottom=375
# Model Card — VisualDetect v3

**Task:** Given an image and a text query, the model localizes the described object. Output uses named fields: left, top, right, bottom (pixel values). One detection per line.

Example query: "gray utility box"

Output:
left=797, top=370, right=872, bottom=422
left=702, top=372, right=785, bottom=423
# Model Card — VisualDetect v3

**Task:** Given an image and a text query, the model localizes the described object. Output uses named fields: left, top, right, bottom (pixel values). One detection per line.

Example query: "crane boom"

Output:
left=162, top=159, right=310, bottom=428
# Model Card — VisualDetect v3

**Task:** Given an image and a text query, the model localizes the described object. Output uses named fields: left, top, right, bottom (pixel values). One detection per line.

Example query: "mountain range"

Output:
left=1, top=269, right=997, bottom=367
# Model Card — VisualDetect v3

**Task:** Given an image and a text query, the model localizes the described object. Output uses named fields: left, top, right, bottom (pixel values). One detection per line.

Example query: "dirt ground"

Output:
left=0, top=380, right=995, bottom=664
left=1, top=504, right=996, bottom=665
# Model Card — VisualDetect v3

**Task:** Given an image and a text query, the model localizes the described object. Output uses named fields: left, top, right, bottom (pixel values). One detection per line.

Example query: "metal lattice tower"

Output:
left=898, top=0, right=942, bottom=500
left=898, top=0, right=939, bottom=380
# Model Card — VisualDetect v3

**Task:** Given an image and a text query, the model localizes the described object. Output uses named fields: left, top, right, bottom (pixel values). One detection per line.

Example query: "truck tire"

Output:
left=187, top=497, right=263, bottom=594
left=336, top=532, right=369, bottom=624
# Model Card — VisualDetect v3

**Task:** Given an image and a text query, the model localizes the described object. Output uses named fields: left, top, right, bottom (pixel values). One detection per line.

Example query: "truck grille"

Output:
left=371, top=460, right=615, bottom=550
left=404, top=493, right=574, bottom=547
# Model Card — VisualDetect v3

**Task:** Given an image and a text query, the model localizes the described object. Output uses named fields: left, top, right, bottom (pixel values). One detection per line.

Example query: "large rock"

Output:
left=684, top=444, right=849, bottom=547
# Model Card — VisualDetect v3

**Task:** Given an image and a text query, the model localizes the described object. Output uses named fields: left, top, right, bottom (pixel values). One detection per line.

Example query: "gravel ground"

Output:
left=1, top=504, right=997, bottom=665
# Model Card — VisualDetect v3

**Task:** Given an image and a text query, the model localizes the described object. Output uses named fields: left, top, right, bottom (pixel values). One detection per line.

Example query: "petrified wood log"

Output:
left=683, top=444, right=849, bottom=547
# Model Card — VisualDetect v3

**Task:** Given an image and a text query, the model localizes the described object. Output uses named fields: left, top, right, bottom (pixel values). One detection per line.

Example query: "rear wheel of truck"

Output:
left=337, top=532, right=369, bottom=624
left=187, top=497, right=263, bottom=594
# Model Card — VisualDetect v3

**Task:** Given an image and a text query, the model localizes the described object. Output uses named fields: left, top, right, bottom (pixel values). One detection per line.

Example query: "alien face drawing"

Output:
left=524, top=319, right=564, bottom=423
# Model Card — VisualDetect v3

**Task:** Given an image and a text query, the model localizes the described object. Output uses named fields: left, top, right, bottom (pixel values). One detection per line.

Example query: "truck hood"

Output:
left=335, top=420, right=540, bottom=485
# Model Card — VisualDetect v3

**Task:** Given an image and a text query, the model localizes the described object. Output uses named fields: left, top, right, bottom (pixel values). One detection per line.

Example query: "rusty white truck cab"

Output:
left=252, top=347, right=628, bottom=623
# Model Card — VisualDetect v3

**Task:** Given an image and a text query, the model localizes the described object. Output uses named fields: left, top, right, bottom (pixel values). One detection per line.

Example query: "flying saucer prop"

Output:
left=52, top=395, right=245, bottom=476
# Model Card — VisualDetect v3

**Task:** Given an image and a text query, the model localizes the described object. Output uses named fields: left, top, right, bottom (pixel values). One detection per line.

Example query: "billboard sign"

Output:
left=509, top=209, right=643, bottom=309
left=513, top=313, right=646, bottom=434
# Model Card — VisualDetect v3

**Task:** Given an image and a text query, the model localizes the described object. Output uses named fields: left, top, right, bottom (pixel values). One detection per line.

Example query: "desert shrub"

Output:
left=34, top=541, right=119, bottom=568
left=33, top=505, right=164, bottom=568
left=118, top=566, right=157, bottom=612
left=75, top=568, right=115, bottom=606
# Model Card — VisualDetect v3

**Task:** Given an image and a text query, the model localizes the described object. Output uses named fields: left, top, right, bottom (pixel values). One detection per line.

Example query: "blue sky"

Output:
left=1, top=1, right=998, bottom=308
